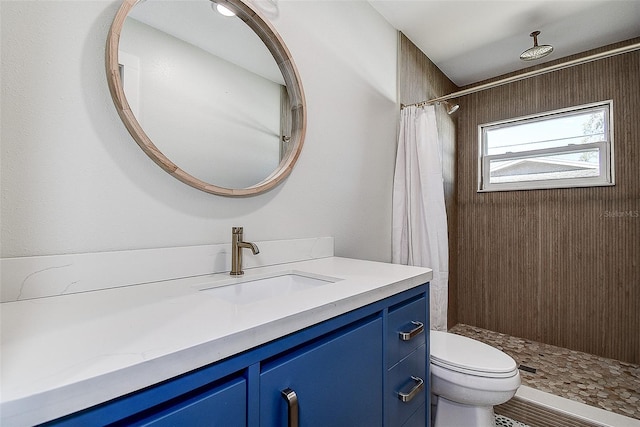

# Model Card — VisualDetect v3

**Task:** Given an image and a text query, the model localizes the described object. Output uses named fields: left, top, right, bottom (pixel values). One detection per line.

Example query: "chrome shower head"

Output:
left=439, top=100, right=459, bottom=115
left=520, top=30, right=553, bottom=61
left=444, top=101, right=459, bottom=115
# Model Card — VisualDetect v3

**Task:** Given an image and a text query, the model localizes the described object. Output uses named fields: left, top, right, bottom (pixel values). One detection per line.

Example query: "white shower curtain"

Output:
left=392, top=105, right=449, bottom=331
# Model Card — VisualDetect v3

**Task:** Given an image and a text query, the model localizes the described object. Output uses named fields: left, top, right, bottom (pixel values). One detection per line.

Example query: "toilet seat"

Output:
left=430, top=331, right=518, bottom=378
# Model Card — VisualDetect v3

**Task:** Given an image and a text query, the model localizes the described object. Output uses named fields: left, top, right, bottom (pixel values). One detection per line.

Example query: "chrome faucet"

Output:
left=230, top=227, right=259, bottom=276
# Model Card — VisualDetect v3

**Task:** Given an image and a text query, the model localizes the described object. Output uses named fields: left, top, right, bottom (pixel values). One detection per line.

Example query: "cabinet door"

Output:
left=127, top=377, right=246, bottom=427
left=46, top=376, right=247, bottom=427
left=260, top=318, right=383, bottom=427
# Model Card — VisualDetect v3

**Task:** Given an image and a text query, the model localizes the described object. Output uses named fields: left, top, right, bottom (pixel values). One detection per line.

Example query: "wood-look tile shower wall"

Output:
left=455, top=39, right=640, bottom=364
left=397, top=34, right=459, bottom=327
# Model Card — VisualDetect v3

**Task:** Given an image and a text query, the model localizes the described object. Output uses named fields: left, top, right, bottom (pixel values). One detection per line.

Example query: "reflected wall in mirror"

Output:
left=106, top=0, right=306, bottom=196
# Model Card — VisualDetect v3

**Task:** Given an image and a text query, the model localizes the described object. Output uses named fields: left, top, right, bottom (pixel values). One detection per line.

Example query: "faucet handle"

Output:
left=232, top=226, right=243, bottom=235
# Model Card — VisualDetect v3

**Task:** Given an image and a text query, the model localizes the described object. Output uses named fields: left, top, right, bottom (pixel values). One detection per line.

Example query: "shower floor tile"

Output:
left=449, top=324, right=640, bottom=421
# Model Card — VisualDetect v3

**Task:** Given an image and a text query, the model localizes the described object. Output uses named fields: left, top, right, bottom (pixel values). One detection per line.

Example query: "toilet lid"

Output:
left=430, top=331, right=517, bottom=378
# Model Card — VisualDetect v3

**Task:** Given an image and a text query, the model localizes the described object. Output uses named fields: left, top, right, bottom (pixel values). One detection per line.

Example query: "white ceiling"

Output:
left=368, top=0, right=640, bottom=87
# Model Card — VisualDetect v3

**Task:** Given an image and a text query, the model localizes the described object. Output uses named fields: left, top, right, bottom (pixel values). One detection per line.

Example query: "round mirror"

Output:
left=106, top=0, right=306, bottom=196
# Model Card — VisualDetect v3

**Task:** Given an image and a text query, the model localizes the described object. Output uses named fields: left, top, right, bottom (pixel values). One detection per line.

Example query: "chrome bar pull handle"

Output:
left=397, top=376, right=424, bottom=403
left=398, top=321, right=424, bottom=341
left=281, top=388, right=299, bottom=427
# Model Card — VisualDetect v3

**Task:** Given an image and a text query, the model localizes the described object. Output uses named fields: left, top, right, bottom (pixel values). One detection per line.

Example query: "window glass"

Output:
left=485, top=109, right=607, bottom=155
left=479, top=101, right=613, bottom=191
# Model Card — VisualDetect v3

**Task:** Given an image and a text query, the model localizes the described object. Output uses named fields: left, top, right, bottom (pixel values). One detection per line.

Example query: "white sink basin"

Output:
left=199, top=272, right=340, bottom=305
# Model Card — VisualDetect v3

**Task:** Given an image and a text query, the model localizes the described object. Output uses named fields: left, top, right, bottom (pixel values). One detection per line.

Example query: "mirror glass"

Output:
left=107, top=0, right=306, bottom=196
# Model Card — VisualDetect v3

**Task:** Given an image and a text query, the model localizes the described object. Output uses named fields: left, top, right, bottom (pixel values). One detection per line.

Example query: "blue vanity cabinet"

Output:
left=41, top=285, right=429, bottom=427
left=259, top=317, right=384, bottom=427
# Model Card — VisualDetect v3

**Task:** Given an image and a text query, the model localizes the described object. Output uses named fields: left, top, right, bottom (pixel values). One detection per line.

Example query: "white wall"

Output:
left=0, top=0, right=398, bottom=262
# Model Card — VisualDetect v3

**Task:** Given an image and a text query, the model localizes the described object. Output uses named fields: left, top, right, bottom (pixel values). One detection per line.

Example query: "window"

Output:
left=478, top=101, right=614, bottom=192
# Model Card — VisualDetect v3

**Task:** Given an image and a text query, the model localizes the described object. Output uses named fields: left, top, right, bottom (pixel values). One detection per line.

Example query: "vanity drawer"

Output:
left=386, top=344, right=427, bottom=427
left=387, top=297, right=427, bottom=367
left=402, top=402, right=426, bottom=427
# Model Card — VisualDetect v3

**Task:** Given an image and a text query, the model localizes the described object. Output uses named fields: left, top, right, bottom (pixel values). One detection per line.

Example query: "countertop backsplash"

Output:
left=0, top=237, right=334, bottom=302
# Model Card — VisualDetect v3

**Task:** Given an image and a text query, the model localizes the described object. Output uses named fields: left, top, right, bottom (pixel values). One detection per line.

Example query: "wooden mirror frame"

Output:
left=106, top=0, right=306, bottom=196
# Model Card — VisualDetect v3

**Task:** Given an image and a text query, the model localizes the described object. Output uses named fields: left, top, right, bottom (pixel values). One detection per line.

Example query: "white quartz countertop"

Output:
left=0, top=257, right=432, bottom=426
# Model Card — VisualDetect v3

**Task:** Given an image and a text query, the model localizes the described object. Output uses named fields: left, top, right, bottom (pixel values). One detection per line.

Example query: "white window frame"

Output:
left=478, top=100, right=615, bottom=192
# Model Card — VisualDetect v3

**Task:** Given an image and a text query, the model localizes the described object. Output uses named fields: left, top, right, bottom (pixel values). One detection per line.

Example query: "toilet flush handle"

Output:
left=398, top=321, right=424, bottom=341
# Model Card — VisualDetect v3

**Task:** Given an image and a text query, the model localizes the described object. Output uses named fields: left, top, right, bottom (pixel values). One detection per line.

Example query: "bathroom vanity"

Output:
left=0, top=257, right=431, bottom=426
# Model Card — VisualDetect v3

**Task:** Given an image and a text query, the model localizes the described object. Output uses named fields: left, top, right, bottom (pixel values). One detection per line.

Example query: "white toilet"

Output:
left=430, top=331, right=521, bottom=427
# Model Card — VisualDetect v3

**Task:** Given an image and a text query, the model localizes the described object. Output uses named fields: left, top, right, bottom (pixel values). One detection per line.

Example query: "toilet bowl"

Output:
left=430, top=331, right=521, bottom=427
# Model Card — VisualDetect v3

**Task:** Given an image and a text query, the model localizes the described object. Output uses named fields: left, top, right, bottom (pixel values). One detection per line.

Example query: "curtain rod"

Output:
left=401, top=41, right=640, bottom=109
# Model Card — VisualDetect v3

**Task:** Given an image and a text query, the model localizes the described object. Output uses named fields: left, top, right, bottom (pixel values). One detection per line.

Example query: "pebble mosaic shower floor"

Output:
left=449, top=324, right=640, bottom=421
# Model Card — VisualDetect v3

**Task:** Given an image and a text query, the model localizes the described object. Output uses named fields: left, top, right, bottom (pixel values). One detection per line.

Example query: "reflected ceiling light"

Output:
left=520, top=30, right=553, bottom=61
left=210, top=1, right=236, bottom=17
